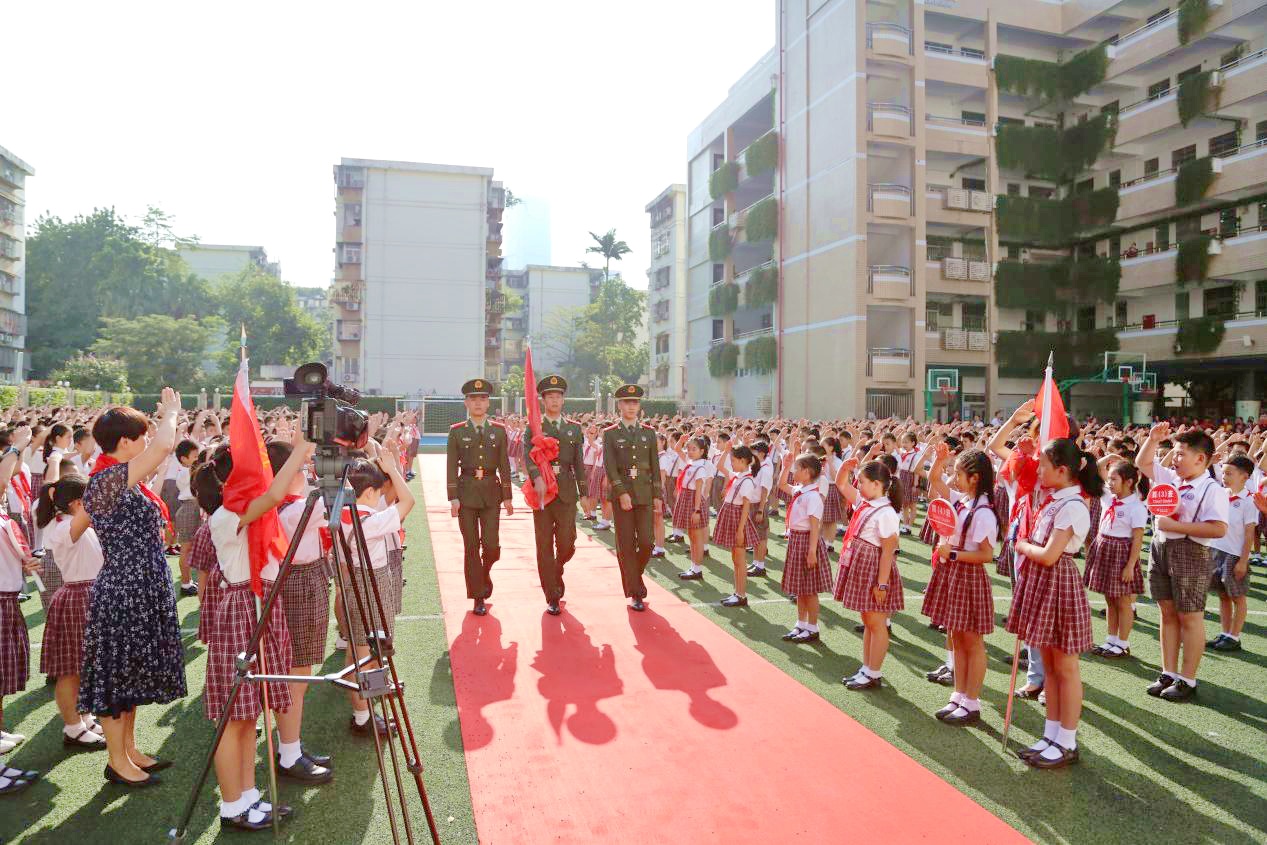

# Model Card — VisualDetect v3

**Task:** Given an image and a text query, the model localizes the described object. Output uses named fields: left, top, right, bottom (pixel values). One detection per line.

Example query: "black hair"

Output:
left=731, top=444, right=754, bottom=468
left=175, top=439, right=200, bottom=461
left=751, top=441, right=770, bottom=457
left=1042, top=437, right=1104, bottom=498
left=689, top=435, right=710, bottom=456
left=42, top=423, right=70, bottom=462
left=859, top=459, right=903, bottom=513
left=879, top=453, right=898, bottom=476
left=35, top=475, right=87, bottom=529
left=1175, top=430, right=1218, bottom=478
left=192, top=443, right=232, bottom=514
left=1109, top=460, right=1149, bottom=497
left=73, top=428, right=92, bottom=446
left=348, top=458, right=388, bottom=497
left=1225, top=454, right=1255, bottom=478
left=943, top=436, right=963, bottom=453
left=955, top=449, right=996, bottom=508
left=823, top=436, right=843, bottom=460
left=794, top=453, right=822, bottom=481
left=265, top=439, right=292, bottom=475
left=92, top=406, right=149, bottom=454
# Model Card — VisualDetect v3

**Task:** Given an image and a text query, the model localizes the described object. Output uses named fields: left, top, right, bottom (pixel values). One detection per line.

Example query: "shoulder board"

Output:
left=450, top=422, right=465, bottom=429
left=642, top=423, right=655, bottom=430
left=489, top=420, right=505, bottom=428
left=602, top=423, right=620, bottom=431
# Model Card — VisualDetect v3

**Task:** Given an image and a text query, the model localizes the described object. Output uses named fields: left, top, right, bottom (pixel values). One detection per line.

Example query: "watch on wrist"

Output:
left=949, top=550, right=959, bottom=562
left=876, top=584, right=889, bottom=591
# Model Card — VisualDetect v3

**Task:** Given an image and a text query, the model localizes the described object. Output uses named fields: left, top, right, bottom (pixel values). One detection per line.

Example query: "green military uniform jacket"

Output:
left=446, top=419, right=513, bottom=508
left=602, top=421, right=662, bottom=506
left=525, top=417, right=586, bottom=504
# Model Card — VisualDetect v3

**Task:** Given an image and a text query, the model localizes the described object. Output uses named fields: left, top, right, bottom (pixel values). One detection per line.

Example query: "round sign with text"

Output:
left=926, top=498, right=957, bottom=537
left=1147, top=483, right=1180, bottom=517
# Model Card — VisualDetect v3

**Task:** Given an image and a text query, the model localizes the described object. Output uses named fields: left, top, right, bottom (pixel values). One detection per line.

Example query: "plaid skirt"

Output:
left=388, top=548, right=404, bottom=617
left=30, top=471, right=44, bottom=503
left=39, top=548, right=64, bottom=607
left=1258, top=509, right=1267, bottom=540
left=919, top=514, right=936, bottom=546
left=824, top=485, right=844, bottom=524
left=899, top=470, right=916, bottom=506
left=342, top=565, right=397, bottom=645
left=587, top=464, right=607, bottom=500
left=203, top=581, right=292, bottom=722
left=173, top=499, right=202, bottom=543
left=993, top=487, right=1010, bottom=533
left=40, top=581, right=93, bottom=676
left=280, top=561, right=331, bottom=667
left=997, top=535, right=1015, bottom=578
left=0, top=592, right=29, bottom=695
left=712, top=502, right=758, bottom=549
left=196, top=561, right=222, bottom=644
left=833, top=540, right=904, bottom=613
left=672, top=489, right=708, bottom=533
left=781, top=530, right=832, bottom=595
left=1084, top=534, right=1142, bottom=598
left=1086, top=497, right=1101, bottom=548
left=921, top=559, right=994, bottom=633
left=1005, top=553, right=1093, bottom=654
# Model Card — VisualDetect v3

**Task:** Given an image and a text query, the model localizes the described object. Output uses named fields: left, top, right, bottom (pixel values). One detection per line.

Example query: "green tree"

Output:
left=539, top=306, right=588, bottom=381
left=576, top=276, right=647, bottom=383
left=49, top=354, right=129, bottom=391
left=92, top=314, right=225, bottom=393
left=214, top=268, right=330, bottom=377
left=501, top=365, right=525, bottom=398
left=585, top=228, right=631, bottom=282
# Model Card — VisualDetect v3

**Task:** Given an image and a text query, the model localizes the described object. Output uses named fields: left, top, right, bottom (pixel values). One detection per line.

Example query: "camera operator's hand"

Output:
left=450, top=499, right=460, bottom=518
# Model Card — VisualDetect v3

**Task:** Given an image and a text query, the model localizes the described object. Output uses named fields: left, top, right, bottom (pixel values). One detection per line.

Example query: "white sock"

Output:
left=753, top=559, right=765, bottom=567
left=804, top=623, right=819, bottom=633
left=1225, top=633, right=1239, bottom=641
left=1176, top=674, right=1196, bottom=686
left=278, top=739, right=302, bottom=768
left=1221, top=630, right=1233, bottom=639
left=1055, top=727, right=1077, bottom=750
left=1162, top=670, right=1177, bottom=680
left=1107, top=634, right=1121, bottom=646
left=689, top=564, right=702, bottom=574
left=962, top=697, right=981, bottom=713
left=949, top=691, right=964, bottom=706
left=1118, top=639, right=1130, bottom=649
left=862, top=665, right=882, bottom=679
left=1043, top=719, right=1061, bottom=742
left=221, top=794, right=252, bottom=818
left=353, top=708, right=371, bottom=726
left=945, top=651, right=955, bottom=671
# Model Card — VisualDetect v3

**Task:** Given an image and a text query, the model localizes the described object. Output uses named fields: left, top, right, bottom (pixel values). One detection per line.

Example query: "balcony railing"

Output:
left=0, top=310, right=25, bottom=336
left=867, top=184, right=913, bottom=215
left=939, top=328, right=990, bottom=352
left=0, top=274, right=17, bottom=295
left=924, top=42, right=986, bottom=61
left=735, top=326, right=774, bottom=341
left=868, top=102, right=914, bottom=135
left=1111, top=9, right=1177, bottom=54
left=868, top=265, right=913, bottom=296
left=866, top=22, right=913, bottom=55
left=925, top=113, right=987, bottom=131
left=867, top=347, right=913, bottom=378
left=337, top=325, right=362, bottom=342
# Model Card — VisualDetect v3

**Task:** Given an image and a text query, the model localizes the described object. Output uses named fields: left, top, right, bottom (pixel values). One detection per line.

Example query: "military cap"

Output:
left=461, top=378, right=493, bottom=397
left=613, top=384, right=645, bottom=400
left=537, top=374, right=568, bottom=395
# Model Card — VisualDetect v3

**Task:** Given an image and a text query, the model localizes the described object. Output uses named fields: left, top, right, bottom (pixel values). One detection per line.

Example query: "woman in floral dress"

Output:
left=79, top=389, right=186, bottom=787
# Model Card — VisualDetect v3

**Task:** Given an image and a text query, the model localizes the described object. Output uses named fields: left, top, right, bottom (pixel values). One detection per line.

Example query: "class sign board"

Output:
left=1147, top=483, right=1180, bottom=517
left=926, top=498, right=957, bottom=538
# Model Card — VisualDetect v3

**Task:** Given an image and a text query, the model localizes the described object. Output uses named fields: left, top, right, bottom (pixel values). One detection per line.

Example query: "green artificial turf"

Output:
left=580, top=507, right=1267, bottom=845
left=1, top=475, right=478, bottom=845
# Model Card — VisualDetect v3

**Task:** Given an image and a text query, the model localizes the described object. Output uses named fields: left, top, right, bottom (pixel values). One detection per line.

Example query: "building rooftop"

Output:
left=337, top=158, right=494, bottom=178
left=0, top=145, right=34, bottom=176
left=645, top=184, right=687, bottom=213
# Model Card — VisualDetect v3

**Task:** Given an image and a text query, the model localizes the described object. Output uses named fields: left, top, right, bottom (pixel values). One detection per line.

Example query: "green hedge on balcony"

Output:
left=1178, top=70, right=1219, bottom=127
left=996, top=187, right=1118, bottom=245
left=745, top=265, right=778, bottom=308
left=1176, top=233, right=1213, bottom=285
left=708, top=342, right=739, bottom=378
left=709, top=161, right=739, bottom=200
left=1174, top=315, right=1225, bottom=354
left=1175, top=156, right=1216, bottom=206
left=994, top=256, right=1121, bottom=311
left=744, top=336, right=777, bottom=374
left=745, top=197, right=778, bottom=242
left=708, top=283, right=740, bottom=317
left=995, top=328, right=1119, bottom=378
left=1178, top=0, right=1212, bottom=45
left=709, top=225, right=732, bottom=261
left=996, top=114, right=1115, bottom=182
left=994, top=45, right=1108, bottom=102
left=745, top=132, right=778, bottom=178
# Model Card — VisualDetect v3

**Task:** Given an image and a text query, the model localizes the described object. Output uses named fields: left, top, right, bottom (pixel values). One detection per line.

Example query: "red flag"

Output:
left=521, top=341, right=559, bottom=510
left=223, top=357, right=288, bottom=597
left=1032, top=352, right=1070, bottom=444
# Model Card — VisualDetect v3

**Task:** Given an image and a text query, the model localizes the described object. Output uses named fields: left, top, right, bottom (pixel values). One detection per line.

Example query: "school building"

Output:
left=659, top=0, right=1267, bottom=422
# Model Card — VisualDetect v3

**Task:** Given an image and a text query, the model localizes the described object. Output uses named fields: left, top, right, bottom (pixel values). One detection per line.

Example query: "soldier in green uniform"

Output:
left=602, top=384, right=662, bottom=611
left=447, top=378, right=513, bottom=616
left=526, top=375, right=585, bottom=616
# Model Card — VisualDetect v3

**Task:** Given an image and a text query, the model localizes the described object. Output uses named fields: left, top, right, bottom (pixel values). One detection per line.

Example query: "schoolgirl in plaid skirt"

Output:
left=711, top=446, right=761, bottom=607
left=673, top=437, right=714, bottom=581
left=1084, top=462, right=1148, bottom=659
left=1007, top=437, right=1098, bottom=770
left=777, top=448, right=831, bottom=644
left=746, top=441, right=775, bottom=577
left=1, top=490, right=41, bottom=778
left=896, top=432, right=924, bottom=532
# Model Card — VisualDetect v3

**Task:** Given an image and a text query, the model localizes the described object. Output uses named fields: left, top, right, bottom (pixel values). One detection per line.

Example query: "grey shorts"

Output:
left=1210, top=549, right=1250, bottom=599
left=1149, top=538, right=1214, bottom=613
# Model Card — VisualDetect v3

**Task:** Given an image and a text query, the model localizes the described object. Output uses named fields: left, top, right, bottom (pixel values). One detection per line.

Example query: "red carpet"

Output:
left=420, top=455, right=1027, bottom=844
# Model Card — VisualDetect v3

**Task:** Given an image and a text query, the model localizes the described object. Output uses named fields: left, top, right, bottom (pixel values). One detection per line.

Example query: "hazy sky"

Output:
left=9, top=1, right=774, bottom=290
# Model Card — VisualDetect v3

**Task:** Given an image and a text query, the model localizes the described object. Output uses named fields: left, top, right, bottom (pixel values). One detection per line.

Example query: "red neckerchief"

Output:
left=676, top=459, right=704, bottom=495
left=724, top=472, right=751, bottom=502
left=840, top=500, right=872, bottom=550
left=280, top=493, right=304, bottom=508
left=91, top=454, right=172, bottom=530
left=10, top=471, right=31, bottom=524
left=1103, top=498, right=1125, bottom=526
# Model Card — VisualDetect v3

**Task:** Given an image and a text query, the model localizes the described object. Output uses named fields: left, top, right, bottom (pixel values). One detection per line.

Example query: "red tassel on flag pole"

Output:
left=1032, top=351, right=1070, bottom=444
left=521, top=340, right=559, bottom=510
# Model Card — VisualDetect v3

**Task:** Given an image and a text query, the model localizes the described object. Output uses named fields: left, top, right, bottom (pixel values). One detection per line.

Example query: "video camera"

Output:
left=284, top=363, right=370, bottom=495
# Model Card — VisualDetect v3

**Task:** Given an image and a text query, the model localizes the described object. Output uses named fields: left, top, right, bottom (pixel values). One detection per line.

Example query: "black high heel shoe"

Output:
left=104, top=764, right=161, bottom=788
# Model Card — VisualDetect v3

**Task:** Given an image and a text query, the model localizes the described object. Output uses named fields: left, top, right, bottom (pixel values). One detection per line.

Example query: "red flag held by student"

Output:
left=521, top=341, right=559, bottom=510
left=223, top=356, right=288, bottom=597
left=1032, top=352, right=1070, bottom=444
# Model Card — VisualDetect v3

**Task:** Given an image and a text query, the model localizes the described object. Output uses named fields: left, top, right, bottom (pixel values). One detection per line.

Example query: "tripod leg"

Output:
left=256, top=597, right=281, bottom=837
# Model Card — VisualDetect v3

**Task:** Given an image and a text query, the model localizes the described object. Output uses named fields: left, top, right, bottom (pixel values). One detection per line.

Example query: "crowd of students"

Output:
left=0, top=399, right=420, bottom=832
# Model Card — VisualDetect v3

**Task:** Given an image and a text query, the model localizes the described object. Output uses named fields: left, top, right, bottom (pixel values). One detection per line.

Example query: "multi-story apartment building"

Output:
left=686, top=51, right=780, bottom=417
left=685, top=0, right=1265, bottom=421
left=331, top=158, right=504, bottom=396
left=0, top=146, right=32, bottom=385
left=497, top=265, right=600, bottom=378
left=646, top=185, right=689, bottom=401
left=178, top=244, right=280, bottom=282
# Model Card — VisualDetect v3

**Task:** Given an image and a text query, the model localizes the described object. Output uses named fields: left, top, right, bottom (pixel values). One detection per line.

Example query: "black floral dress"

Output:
left=78, top=463, right=186, bottom=716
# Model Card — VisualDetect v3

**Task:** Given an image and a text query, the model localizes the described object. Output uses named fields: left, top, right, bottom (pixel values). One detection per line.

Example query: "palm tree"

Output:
left=586, top=229, right=631, bottom=282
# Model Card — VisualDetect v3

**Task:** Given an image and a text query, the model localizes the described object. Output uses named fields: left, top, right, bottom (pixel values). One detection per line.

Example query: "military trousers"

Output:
left=613, top=503, right=654, bottom=599
left=532, top=498, right=577, bottom=603
left=458, top=504, right=500, bottom=599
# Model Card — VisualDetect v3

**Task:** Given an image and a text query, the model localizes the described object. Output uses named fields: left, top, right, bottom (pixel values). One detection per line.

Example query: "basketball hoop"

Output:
left=940, top=385, right=957, bottom=402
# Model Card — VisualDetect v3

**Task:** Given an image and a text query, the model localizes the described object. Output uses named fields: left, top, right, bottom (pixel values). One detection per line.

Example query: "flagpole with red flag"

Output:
left=521, top=338, right=559, bottom=510
left=1032, top=351, right=1070, bottom=445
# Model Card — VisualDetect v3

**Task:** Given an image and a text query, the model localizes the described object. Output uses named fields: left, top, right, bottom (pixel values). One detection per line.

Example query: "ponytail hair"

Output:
left=955, top=448, right=996, bottom=509
left=35, top=475, right=87, bottom=528
left=42, top=423, right=70, bottom=462
left=859, top=459, right=903, bottom=513
left=192, top=443, right=231, bottom=514
left=1042, top=438, right=1104, bottom=498
left=1109, top=460, right=1149, bottom=498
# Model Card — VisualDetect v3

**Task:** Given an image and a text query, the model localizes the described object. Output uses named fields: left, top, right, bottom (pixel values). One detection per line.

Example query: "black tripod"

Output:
left=169, top=464, right=440, bottom=844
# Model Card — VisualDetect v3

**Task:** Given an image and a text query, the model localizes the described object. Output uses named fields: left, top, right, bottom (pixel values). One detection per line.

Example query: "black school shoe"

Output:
left=221, top=801, right=291, bottom=832
left=1025, top=742, right=1079, bottom=770
left=1145, top=674, right=1175, bottom=697
left=1206, top=634, right=1227, bottom=649
left=677, top=569, right=704, bottom=580
left=789, top=629, right=820, bottom=644
left=941, top=707, right=981, bottom=727
left=1211, top=636, right=1242, bottom=652
left=720, top=593, right=748, bottom=608
left=925, top=664, right=954, bottom=685
left=746, top=564, right=766, bottom=577
left=844, top=674, right=882, bottom=691
left=277, top=753, right=333, bottom=784
left=349, top=713, right=396, bottom=737
left=1159, top=679, right=1197, bottom=702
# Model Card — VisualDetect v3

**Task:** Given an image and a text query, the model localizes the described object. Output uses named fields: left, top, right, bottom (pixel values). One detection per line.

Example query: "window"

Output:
left=1076, top=178, right=1094, bottom=194
left=1110, top=237, right=1121, bottom=258
left=1115, top=300, right=1128, bottom=327
left=1257, top=280, right=1267, bottom=316
left=1219, top=208, right=1239, bottom=237
left=339, top=244, right=361, bottom=264
left=1175, top=291, right=1190, bottom=320
left=712, top=153, right=724, bottom=171
left=1204, top=285, right=1237, bottom=319
left=1156, top=224, right=1170, bottom=251
left=962, top=302, right=987, bottom=331
left=1007, top=183, right=1021, bottom=196
left=1171, top=145, right=1197, bottom=169
left=655, top=333, right=670, bottom=354
left=1101, top=101, right=1120, bottom=115
left=1024, top=310, right=1045, bottom=331
left=1176, top=65, right=1202, bottom=84
left=1146, top=8, right=1171, bottom=25
left=1109, top=170, right=1121, bottom=188
left=961, top=177, right=986, bottom=191
left=1076, top=306, right=1096, bottom=332
left=1209, top=130, right=1239, bottom=157
left=1144, top=158, right=1159, bottom=177
left=997, top=116, right=1024, bottom=127
left=1007, top=244, right=1021, bottom=259
left=344, top=203, right=362, bottom=226
left=1258, top=120, right=1267, bottom=143
left=961, top=110, right=986, bottom=125
left=1148, top=79, right=1170, bottom=100
left=712, top=207, right=725, bottom=226
left=926, top=301, right=953, bottom=331
left=712, top=263, right=724, bottom=284
left=712, top=319, right=724, bottom=341
left=1221, top=48, right=1243, bottom=66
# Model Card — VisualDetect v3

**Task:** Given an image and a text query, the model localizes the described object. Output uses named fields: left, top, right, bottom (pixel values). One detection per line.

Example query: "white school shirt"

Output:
left=340, top=503, right=402, bottom=570
left=722, top=473, right=762, bottom=506
left=0, top=515, right=27, bottom=591
left=6, top=464, right=30, bottom=514
left=658, top=451, right=675, bottom=477
left=1096, top=492, right=1148, bottom=540
left=896, top=448, right=921, bottom=473
left=852, top=496, right=900, bottom=546
left=1211, top=488, right=1258, bottom=558
left=786, top=485, right=824, bottom=530
left=72, top=451, right=96, bottom=475
left=279, top=493, right=328, bottom=562
left=948, top=492, right=999, bottom=551
left=176, top=465, right=194, bottom=501
left=1149, top=464, right=1229, bottom=547
left=715, top=451, right=731, bottom=477
left=208, top=506, right=280, bottom=585
left=755, top=459, right=774, bottom=494
left=164, top=455, right=182, bottom=482
left=679, top=458, right=713, bottom=493
left=1043, top=486, right=1091, bottom=554
left=45, top=516, right=104, bottom=583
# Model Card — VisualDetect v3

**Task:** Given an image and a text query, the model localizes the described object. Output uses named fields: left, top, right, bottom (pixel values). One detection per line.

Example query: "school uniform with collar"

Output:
left=277, top=494, right=332, bottom=668
left=1147, top=465, right=1229, bottom=614
left=712, top=472, right=761, bottom=549
left=0, top=515, right=31, bottom=698
left=173, top=464, right=202, bottom=544
left=671, top=458, right=714, bottom=533
left=1210, top=486, right=1257, bottom=599
left=833, top=496, right=903, bottom=613
left=39, top=516, right=104, bottom=680
left=922, top=494, right=999, bottom=633
left=1084, top=492, right=1148, bottom=598
left=896, top=448, right=921, bottom=505
left=339, top=503, right=403, bottom=643
left=781, top=485, right=833, bottom=596
left=823, top=455, right=845, bottom=524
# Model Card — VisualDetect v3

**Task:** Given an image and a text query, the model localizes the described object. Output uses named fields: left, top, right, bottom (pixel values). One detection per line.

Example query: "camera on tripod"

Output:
left=283, top=362, right=370, bottom=452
